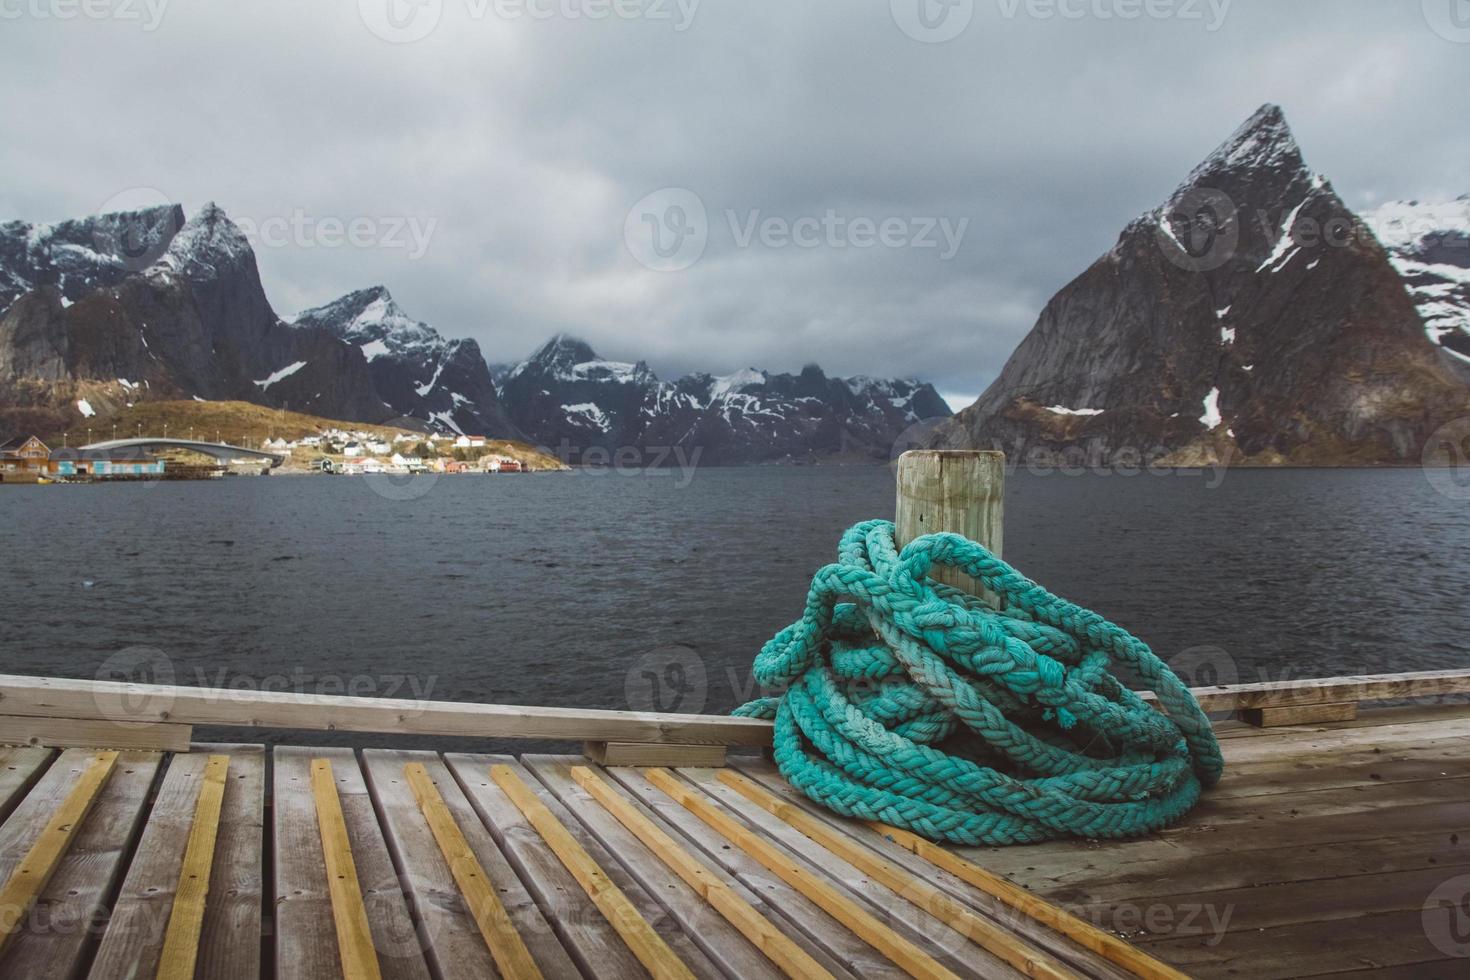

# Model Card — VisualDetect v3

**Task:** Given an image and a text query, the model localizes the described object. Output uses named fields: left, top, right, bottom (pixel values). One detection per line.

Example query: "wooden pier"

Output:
left=0, top=671, right=1465, bottom=978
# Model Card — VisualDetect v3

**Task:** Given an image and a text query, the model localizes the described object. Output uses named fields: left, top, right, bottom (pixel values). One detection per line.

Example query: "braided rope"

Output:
left=733, top=520, right=1222, bottom=846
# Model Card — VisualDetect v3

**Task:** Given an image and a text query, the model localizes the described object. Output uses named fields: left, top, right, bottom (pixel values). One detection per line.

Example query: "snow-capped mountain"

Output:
left=933, top=104, right=1470, bottom=465
left=0, top=203, right=387, bottom=433
left=1363, top=196, right=1470, bottom=371
left=291, top=287, right=521, bottom=439
left=499, top=334, right=951, bottom=464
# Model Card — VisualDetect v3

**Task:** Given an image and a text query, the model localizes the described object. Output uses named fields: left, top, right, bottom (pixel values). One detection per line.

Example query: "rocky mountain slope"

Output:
left=1363, top=196, right=1470, bottom=374
left=290, top=286, right=522, bottom=440
left=933, top=104, right=1470, bottom=465
left=0, top=203, right=391, bottom=435
left=499, top=334, right=950, bottom=464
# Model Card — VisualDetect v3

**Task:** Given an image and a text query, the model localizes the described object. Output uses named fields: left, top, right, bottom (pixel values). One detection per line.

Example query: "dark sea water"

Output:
left=2, top=465, right=1466, bottom=747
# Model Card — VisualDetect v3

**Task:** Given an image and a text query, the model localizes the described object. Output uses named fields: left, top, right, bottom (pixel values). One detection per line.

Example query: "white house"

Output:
left=366, top=440, right=392, bottom=455
left=342, top=441, right=363, bottom=457
left=361, top=457, right=387, bottom=474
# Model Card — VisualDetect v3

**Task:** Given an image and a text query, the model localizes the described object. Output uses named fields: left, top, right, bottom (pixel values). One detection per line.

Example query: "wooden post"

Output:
left=895, top=450, right=1005, bottom=599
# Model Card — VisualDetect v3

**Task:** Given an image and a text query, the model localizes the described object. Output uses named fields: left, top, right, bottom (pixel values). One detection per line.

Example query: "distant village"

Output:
left=1, top=427, right=551, bottom=484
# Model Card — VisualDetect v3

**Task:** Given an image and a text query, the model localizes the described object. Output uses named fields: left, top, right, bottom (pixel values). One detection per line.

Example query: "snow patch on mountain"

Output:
left=1364, top=196, right=1470, bottom=364
left=255, top=360, right=308, bottom=389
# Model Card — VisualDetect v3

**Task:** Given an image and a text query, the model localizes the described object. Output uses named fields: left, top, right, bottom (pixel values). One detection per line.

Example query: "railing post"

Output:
left=895, top=450, right=1005, bottom=600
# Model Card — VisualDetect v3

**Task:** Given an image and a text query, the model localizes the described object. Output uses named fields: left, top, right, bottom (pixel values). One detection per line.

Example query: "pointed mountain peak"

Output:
left=292, top=285, right=440, bottom=348
left=150, top=202, right=254, bottom=279
left=1166, top=103, right=1311, bottom=206
left=530, top=333, right=598, bottom=364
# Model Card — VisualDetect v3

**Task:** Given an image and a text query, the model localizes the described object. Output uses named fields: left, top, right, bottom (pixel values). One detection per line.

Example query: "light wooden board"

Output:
left=358, top=749, right=581, bottom=980
left=0, top=749, right=161, bottom=978
left=525, top=755, right=844, bottom=980
left=446, top=754, right=711, bottom=979
left=156, top=754, right=231, bottom=980
left=0, top=674, right=772, bottom=747
left=313, top=757, right=384, bottom=980
left=0, top=746, right=56, bottom=825
left=602, top=764, right=914, bottom=979
left=273, top=747, right=432, bottom=980
left=583, top=741, right=727, bottom=768
left=0, top=714, right=192, bottom=752
left=727, top=759, right=1138, bottom=980
left=91, top=747, right=265, bottom=980
left=490, top=762, right=698, bottom=980
left=647, top=767, right=976, bottom=980
left=403, top=763, right=543, bottom=980
left=717, top=769, right=1080, bottom=980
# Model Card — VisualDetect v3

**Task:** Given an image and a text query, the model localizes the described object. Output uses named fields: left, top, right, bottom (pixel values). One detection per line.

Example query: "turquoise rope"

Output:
left=733, top=520, right=1222, bottom=846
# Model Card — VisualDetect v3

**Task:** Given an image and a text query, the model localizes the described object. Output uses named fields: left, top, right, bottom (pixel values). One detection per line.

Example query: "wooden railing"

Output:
left=0, top=667, right=1468, bottom=761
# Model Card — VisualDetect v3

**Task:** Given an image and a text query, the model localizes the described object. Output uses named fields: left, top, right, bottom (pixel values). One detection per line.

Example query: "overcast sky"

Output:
left=2, top=0, right=1466, bottom=408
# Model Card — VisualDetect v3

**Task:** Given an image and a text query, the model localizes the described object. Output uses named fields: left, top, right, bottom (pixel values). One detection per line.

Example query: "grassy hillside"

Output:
left=41, top=400, right=567, bottom=470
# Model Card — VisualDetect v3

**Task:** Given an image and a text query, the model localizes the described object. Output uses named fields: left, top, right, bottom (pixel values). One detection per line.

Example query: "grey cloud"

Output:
left=1, top=0, right=1464, bottom=404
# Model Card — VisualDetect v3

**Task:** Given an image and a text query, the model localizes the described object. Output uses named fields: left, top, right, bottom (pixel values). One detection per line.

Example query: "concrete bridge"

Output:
left=79, top=438, right=286, bottom=468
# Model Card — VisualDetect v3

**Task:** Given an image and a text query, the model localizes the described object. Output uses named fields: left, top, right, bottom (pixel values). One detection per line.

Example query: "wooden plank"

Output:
left=273, top=748, right=431, bottom=980
left=894, top=449, right=1005, bottom=597
left=717, top=769, right=1079, bottom=980
left=359, top=749, right=580, bottom=979
left=596, top=763, right=906, bottom=978
left=1141, top=906, right=1453, bottom=979
left=569, top=763, right=836, bottom=979
left=154, top=754, right=230, bottom=980
left=0, top=751, right=118, bottom=954
left=490, top=763, right=697, bottom=980
left=680, top=766, right=1026, bottom=979
left=0, top=714, right=192, bottom=752
left=1184, top=668, right=1470, bottom=712
left=1241, top=702, right=1357, bottom=727
left=192, top=744, right=265, bottom=980
left=1, top=750, right=159, bottom=978
left=583, top=741, right=727, bottom=768
left=0, top=746, right=55, bottom=826
left=403, top=763, right=543, bottom=980
left=312, top=757, right=385, bottom=980
left=446, top=755, right=725, bottom=979
left=0, top=673, right=773, bottom=747
left=727, top=758, right=1144, bottom=980
left=644, top=767, right=967, bottom=980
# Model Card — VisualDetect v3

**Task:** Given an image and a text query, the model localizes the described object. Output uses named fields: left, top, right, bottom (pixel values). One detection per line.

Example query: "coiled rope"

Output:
left=733, top=520, right=1222, bottom=846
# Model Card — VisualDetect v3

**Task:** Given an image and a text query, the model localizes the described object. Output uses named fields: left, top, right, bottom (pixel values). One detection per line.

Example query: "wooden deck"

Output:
left=0, top=703, right=1465, bottom=978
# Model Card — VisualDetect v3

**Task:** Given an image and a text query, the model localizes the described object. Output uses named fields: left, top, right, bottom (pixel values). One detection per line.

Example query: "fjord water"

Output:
left=1, top=466, right=1465, bottom=745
